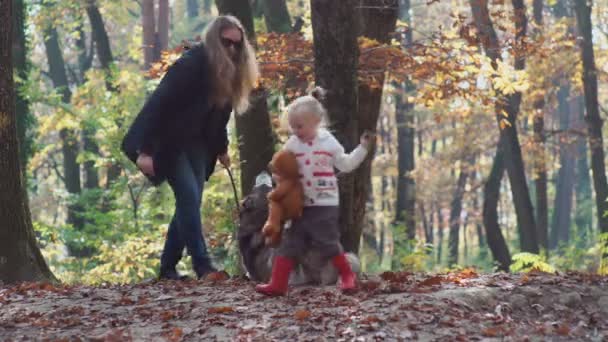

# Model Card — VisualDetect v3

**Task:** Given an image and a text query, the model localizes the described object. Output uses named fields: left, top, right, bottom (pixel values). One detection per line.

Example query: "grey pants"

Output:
left=277, top=206, right=343, bottom=260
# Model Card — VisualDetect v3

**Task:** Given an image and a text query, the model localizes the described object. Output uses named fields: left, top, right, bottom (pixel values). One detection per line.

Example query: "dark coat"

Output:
left=121, top=44, right=231, bottom=185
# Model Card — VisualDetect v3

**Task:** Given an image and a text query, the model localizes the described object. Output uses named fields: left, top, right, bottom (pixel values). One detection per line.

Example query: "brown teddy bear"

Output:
left=262, top=150, right=304, bottom=246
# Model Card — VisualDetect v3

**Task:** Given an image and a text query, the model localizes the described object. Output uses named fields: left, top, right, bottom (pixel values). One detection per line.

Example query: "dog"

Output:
left=237, top=172, right=360, bottom=285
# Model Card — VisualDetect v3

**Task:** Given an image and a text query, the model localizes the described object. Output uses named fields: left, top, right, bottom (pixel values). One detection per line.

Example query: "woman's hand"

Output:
left=218, top=152, right=231, bottom=168
left=136, top=153, right=155, bottom=176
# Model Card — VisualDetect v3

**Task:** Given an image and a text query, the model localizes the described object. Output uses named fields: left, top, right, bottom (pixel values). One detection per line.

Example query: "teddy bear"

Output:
left=261, top=150, right=304, bottom=246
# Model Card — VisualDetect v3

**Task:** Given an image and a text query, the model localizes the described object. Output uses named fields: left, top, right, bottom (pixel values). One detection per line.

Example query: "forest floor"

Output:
left=1, top=271, right=607, bottom=341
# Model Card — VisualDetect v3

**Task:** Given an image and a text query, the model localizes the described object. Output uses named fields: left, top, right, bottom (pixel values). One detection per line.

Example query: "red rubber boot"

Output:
left=255, top=256, right=294, bottom=296
left=332, top=253, right=357, bottom=292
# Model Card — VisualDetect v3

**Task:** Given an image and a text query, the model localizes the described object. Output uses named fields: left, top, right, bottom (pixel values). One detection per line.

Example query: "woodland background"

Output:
left=1, top=0, right=608, bottom=285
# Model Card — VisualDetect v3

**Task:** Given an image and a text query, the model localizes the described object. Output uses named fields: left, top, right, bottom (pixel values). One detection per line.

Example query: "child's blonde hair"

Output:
left=286, top=87, right=328, bottom=128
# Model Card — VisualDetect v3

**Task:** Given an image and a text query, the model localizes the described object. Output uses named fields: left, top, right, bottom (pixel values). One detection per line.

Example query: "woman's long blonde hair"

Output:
left=203, top=15, right=259, bottom=114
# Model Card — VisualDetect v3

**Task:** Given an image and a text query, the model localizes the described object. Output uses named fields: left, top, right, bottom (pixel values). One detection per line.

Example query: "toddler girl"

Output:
left=256, top=88, right=371, bottom=295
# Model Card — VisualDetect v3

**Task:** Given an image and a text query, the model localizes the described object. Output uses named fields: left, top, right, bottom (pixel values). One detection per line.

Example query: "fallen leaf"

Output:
left=418, top=276, right=443, bottom=287
left=555, top=324, right=570, bottom=336
left=482, top=327, right=501, bottom=337
left=295, top=309, right=311, bottom=321
left=208, top=306, right=234, bottom=314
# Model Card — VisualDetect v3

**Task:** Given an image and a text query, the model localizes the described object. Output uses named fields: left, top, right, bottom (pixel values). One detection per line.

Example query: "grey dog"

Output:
left=237, top=172, right=360, bottom=285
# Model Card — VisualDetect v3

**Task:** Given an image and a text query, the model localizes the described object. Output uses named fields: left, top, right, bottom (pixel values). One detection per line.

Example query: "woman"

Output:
left=122, top=15, right=259, bottom=280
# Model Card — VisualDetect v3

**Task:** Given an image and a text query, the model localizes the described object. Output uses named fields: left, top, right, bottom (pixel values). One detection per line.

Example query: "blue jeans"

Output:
left=160, top=143, right=211, bottom=270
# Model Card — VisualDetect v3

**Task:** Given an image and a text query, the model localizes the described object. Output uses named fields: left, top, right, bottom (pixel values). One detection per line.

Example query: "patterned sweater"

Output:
left=283, top=128, right=368, bottom=206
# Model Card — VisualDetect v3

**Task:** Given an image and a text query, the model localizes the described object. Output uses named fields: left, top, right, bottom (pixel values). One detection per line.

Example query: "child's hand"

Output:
left=360, top=130, right=375, bottom=149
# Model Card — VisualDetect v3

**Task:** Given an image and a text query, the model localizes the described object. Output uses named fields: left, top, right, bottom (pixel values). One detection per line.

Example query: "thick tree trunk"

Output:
left=43, top=27, right=84, bottom=233
left=354, top=1, right=398, bottom=254
left=215, top=0, right=276, bottom=197
left=261, top=0, right=292, bottom=33
left=573, top=0, right=608, bottom=236
left=482, top=142, right=511, bottom=272
left=311, top=0, right=360, bottom=253
left=0, top=0, right=55, bottom=284
left=142, top=0, right=156, bottom=70
left=470, top=0, right=539, bottom=253
left=12, top=0, right=32, bottom=177
left=550, top=86, right=576, bottom=249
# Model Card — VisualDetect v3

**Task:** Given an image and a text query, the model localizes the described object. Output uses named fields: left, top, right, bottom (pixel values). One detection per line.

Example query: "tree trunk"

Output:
left=573, top=0, right=608, bottom=236
left=0, top=0, right=55, bottom=284
left=12, top=0, right=32, bottom=178
left=394, top=0, right=415, bottom=239
left=157, top=0, right=170, bottom=54
left=311, top=0, right=360, bottom=253
left=550, top=85, right=576, bottom=249
left=436, top=205, right=444, bottom=263
left=261, top=0, right=292, bottom=33
left=42, top=27, right=84, bottom=233
left=575, top=97, right=592, bottom=243
left=470, top=0, right=539, bottom=254
left=187, top=0, right=198, bottom=18
left=76, top=21, right=99, bottom=190
left=482, top=142, right=511, bottom=272
left=353, top=0, right=398, bottom=254
left=448, top=158, right=472, bottom=266
left=86, top=0, right=119, bottom=188
left=142, top=0, right=156, bottom=70
left=531, top=0, right=548, bottom=252
left=215, top=0, right=276, bottom=197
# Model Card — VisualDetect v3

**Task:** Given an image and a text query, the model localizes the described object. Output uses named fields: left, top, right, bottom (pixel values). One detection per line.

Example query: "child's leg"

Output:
left=255, top=212, right=309, bottom=296
left=309, top=207, right=357, bottom=292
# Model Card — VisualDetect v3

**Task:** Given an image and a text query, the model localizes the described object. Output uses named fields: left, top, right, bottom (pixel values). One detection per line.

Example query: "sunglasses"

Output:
left=221, top=37, right=243, bottom=50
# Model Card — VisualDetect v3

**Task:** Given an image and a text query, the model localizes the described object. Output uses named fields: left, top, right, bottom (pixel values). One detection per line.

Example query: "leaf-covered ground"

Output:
left=1, top=271, right=607, bottom=341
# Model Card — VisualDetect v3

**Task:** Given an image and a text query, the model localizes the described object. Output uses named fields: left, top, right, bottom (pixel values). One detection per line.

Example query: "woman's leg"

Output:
left=167, top=149, right=213, bottom=278
left=159, top=214, right=187, bottom=279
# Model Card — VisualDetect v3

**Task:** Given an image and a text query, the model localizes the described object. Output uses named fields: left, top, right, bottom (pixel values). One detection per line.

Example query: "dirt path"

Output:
left=1, top=271, right=606, bottom=341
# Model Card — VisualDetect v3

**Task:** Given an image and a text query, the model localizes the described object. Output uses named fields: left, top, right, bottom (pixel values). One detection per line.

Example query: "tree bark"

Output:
left=550, top=85, right=576, bottom=249
left=142, top=0, right=156, bottom=70
left=531, top=0, right=548, bottom=252
left=436, top=205, right=444, bottom=263
left=469, top=0, right=539, bottom=253
left=311, top=0, right=360, bottom=253
left=86, top=0, right=119, bottom=188
left=76, top=20, right=99, bottom=190
left=215, top=0, right=276, bottom=197
left=42, top=26, right=84, bottom=233
left=575, top=97, right=592, bottom=243
left=0, top=0, right=55, bottom=284
left=448, top=157, right=473, bottom=266
left=573, top=0, right=608, bottom=236
left=393, top=0, right=415, bottom=242
left=12, top=0, right=32, bottom=178
left=261, top=0, right=292, bottom=33
left=482, top=141, right=511, bottom=272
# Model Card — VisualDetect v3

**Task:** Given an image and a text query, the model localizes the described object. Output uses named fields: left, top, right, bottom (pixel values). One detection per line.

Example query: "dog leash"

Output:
left=224, top=166, right=240, bottom=212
